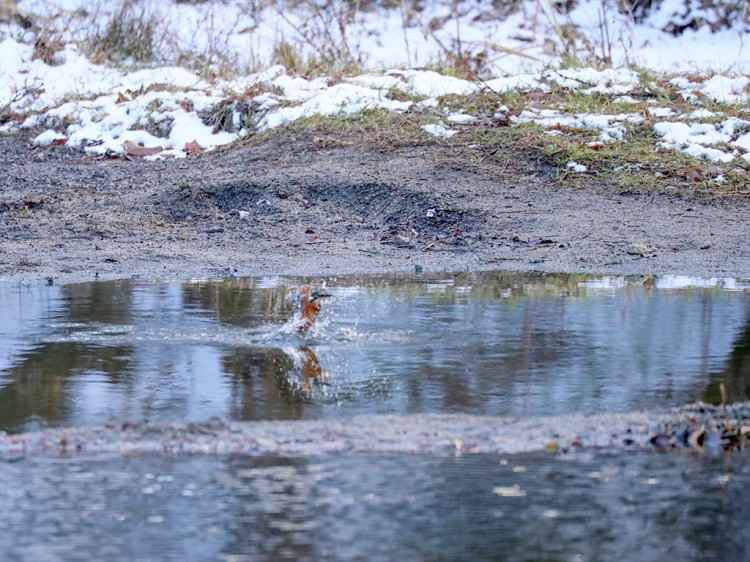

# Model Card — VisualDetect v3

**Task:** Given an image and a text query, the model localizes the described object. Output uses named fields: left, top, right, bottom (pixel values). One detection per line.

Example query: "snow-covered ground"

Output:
left=0, top=0, right=748, bottom=161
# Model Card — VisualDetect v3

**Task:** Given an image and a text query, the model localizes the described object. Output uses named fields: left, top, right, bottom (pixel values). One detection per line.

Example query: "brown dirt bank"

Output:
left=2, top=128, right=749, bottom=285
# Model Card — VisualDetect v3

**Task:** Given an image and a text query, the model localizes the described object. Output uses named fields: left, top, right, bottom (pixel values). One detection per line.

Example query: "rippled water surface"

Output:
left=2, top=272, right=750, bottom=560
left=2, top=272, right=750, bottom=433
left=2, top=450, right=749, bottom=561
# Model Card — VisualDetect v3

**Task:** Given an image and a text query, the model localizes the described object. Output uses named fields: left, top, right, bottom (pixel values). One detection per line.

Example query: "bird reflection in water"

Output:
left=285, top=346, right=327, bottom=391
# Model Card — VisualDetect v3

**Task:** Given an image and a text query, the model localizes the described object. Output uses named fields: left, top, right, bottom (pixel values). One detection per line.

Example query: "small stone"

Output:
left=626, top=243, right=652, bottom=256
left=386, top=235, right=415, bottom=248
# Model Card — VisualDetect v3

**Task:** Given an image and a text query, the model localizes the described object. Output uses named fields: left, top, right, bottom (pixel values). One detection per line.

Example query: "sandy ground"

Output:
left=1, top=129, right=750, bottom=285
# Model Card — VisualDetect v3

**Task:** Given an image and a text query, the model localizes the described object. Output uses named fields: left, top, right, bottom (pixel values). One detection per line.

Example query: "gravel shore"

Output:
left=1, top=402, right=748, bottom=459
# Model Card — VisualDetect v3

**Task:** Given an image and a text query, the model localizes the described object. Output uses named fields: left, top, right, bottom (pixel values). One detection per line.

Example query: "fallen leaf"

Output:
left=185, top=139, right=202, bottom=154
left=305, top=229, right=316, bottom=234
left=51, top=138, right=67, bottom=146
left=23, top=198, right=44, bottom=208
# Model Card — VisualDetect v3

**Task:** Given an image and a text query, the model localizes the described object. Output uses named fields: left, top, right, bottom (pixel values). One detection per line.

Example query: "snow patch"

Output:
left=32, top=129, right=66, bottom=146
left=567, top=160, right=587, bottom=172
left=422, top=123, right=457, bottom=138
left=446, top=113, right=478, bottom=124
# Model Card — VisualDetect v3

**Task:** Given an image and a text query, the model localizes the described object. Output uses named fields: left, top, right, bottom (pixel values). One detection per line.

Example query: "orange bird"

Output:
left=287, top=284, right=331, bottom=331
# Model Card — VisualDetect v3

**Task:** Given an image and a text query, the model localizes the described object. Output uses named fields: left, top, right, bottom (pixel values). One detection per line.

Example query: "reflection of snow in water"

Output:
left=655, top=276, right=750, bottom=290
left=580, top=275, right=750, bottom=292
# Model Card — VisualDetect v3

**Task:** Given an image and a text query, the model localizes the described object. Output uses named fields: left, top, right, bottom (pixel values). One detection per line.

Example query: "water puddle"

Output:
left=2, top=271, right=750, bottom=559
left=1, top=271, right=750, bottom=434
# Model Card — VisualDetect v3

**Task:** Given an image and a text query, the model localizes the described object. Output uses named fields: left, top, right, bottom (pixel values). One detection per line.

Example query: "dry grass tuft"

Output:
left=32, top=14, right=69, bottom=66
left=87, top=0, right=164, bottom=64
left=0, top=0, right=16, bottom=22
left=200, top=98, right=258, bottom=134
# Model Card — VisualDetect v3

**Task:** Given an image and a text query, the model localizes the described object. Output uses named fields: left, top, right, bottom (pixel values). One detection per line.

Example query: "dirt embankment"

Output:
left=2, top=129, right=749, bottom=285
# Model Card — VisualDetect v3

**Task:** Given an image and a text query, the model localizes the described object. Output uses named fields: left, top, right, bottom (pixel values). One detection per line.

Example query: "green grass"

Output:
left=250, top=85, right=750, bottom=202
left=270, top=109, right=439, bottom=149
left=490, top=120, right=750, bottom=198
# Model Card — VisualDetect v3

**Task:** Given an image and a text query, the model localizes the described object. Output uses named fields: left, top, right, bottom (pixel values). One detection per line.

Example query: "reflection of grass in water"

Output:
left=181, top=274, right=747, bottom=328
left=0, top=341, right=131, bottom=434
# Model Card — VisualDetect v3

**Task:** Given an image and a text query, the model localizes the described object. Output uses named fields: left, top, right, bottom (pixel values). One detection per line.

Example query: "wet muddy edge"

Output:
left=2, top=131, right=750, bottom=285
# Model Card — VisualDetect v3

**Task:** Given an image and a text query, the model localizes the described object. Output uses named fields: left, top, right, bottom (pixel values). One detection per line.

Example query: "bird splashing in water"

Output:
left=286, top=282, right=332, bottom=332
